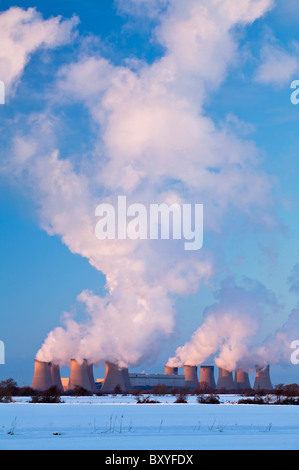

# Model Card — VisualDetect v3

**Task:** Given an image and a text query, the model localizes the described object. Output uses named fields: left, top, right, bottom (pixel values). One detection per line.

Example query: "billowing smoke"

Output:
left=1, top=1, right=277, bottom=368
left=167, top=277, right=281, bottom=372
left=248, top=305, right=299, bottom=368
left=168, top=276, right=299, bottom=372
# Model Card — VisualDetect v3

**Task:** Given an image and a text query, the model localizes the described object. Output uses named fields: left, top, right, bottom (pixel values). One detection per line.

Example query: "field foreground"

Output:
left=0, top=395, right=298, bottom=450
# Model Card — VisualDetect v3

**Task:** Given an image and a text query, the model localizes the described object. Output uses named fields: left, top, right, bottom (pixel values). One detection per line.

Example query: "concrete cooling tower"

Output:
left=101, top=362, right=132, bottom=394
left=253, top=365, right=273, bottom=391
left=234, top=369, right=252, bottom=391
left=88, top=364, right=98, bottom=394
left=50, top=364, right=64, bottom=392
left=67, top=359, right=97, bottom=393
left=217, top=368, right=235, bottom=391
left=199, top=366, right=217, bottom=391
left=165, top=366, right=179, bottom=376
left=31, top=360, right=53, bottom=392
left=184, top=365, right=199, bottom=390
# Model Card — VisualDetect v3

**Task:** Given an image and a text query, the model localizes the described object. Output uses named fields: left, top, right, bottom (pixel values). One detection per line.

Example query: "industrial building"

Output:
left=253, top=365, right=273, bottom=391
left=217, top=368, right=235, bottom=391
left=31, top=358, right=274, bottom=394
left=199, top=366, right=217, bottom=390
left=129, top=372, right=185, bottom=390
left=234, top=369, right=252, bottom=390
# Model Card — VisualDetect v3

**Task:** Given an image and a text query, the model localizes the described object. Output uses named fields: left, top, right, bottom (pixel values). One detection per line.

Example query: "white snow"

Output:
left=0, top=395, right=298, bottom=450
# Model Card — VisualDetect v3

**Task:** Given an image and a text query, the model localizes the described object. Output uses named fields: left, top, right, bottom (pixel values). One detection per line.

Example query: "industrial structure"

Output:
left=31, top=360, right=53, bottom=392
left=129, top=372, right=185, bottom=390
left=234, top=369, right=252, bottom=391
left=253, top=365, right=273, bottom=391
left=67, top=359, right=97, bottom=393
left=199, top=366, right=217, bottom=391
left=50, top=363, right=64, bottom=392
left=31, top=357, right=276, bottom=394
left=217, top=368, right=235, bottom=391
left=164, top=366, right=178, bottom=376
left=184, top=365, right=199, bottom=389
left=101, top=362, right=132, bottom=394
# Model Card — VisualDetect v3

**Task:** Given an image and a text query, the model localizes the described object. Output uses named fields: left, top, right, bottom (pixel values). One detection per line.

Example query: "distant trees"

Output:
left=30, top=386, right=62, bottom=404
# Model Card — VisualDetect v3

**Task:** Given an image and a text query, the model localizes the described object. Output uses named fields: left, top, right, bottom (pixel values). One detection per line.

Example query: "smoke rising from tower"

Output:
left=2, top=1, right=278, bottom=370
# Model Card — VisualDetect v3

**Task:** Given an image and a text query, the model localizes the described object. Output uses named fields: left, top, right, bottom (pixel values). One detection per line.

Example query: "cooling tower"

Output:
left=199, top=366, right=217, bottom=391
left=101, top=362, right=132, bottom=394
left=184, top=365, right=199, bottom=390
left=67, top=359, right=96, bottom=393
left=234, top=369, right=252, bottom=390
left=31, top=360, right=53, bottom=392
left=165, top=366, right=178, bottom=376
left=50, top=364, right=64, bottom=392
left=217, top=368, right=235, bottom=391
left=253, top=365, right=273, bottom=391
left=87, top=364, right=98, bottom=394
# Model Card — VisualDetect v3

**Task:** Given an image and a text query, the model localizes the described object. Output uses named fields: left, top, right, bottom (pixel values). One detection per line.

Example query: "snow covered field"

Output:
left=0, top=395, right=298, bottom=450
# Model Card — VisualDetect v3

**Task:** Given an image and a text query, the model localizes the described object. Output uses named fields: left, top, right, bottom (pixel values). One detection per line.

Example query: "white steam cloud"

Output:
left=168, top=277, right=299, bottom=372
left=167, top=277, right=281, bottom=372
left=1, top=1, right=278, bottom=368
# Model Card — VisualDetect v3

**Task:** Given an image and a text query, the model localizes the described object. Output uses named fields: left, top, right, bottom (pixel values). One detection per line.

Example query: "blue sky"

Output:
left=1, top=0, right=299, bottom=386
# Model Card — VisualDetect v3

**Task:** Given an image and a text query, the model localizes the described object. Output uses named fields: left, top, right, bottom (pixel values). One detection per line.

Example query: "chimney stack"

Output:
left=199, top=366, right=217, bottom=391
left=253, top=365, right=273, bottom=391
left=217, top=368, right=234, bottom=391
left=184, top=365, right=199, bottom=390
left=234, top=369, right=252, bottom=391
left=31, top=360, right=53, bottom=392
left=67, top=359, right=96, bottom=393
left=50, top=364, right=64, bottom=392
left=165, top=366, right=178, bottom=376
left=101, top=362, right=132, bottom=394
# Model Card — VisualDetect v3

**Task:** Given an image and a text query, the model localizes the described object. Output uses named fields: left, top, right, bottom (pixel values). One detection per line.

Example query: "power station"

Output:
left=217, top=368, right=235, bottom=391
left=234, top=369, right=252, bottom=390
left=31, top=359, right=274, bottom=394
left=253, top=365, right=273, bottom=391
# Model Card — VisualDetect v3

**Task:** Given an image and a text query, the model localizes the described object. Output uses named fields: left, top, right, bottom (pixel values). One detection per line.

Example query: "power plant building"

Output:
left=184, top=365, right=199, bottom=390
left=129, top=373, right=185, bottom=390
left=253, top=365, right=273, bottom=391
left=67, top=359, right=97, bottom=393
left=101, top=362, right=132, bottom=394
left=234, top=369, right=252, bottom=390
left=31, top=360, right=53, bottom=392
left=199, top=366, right=217, bottom=390
left=217, top=368, right=235, bottom=391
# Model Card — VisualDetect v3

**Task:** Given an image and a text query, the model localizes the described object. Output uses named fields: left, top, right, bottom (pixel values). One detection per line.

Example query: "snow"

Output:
left=0, top=395, right=298, bottom=450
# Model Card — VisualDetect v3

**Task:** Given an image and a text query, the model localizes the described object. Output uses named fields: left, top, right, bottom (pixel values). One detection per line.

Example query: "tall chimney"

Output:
left=165, top=366, right=178, bottom=376
left=101, top=362, right=132, bottom=394
left=50, top=364, right=64, bottom=392
left=199, top=366, right=217, bottom=391
left=31, top=360, right=53, bottom=392
left=67, top=359, right=95, bottom=393
left=253, top=365, right=273, bottom=391
left=184, top=365, right=199, bottom=390
left=217, top=368, right=234, bottom=391
left=234, top=369, right=252, bottom=391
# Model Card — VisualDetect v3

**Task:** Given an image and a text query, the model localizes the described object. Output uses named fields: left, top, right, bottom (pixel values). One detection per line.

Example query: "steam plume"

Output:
left=2, top=1, right=275, bottom=368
